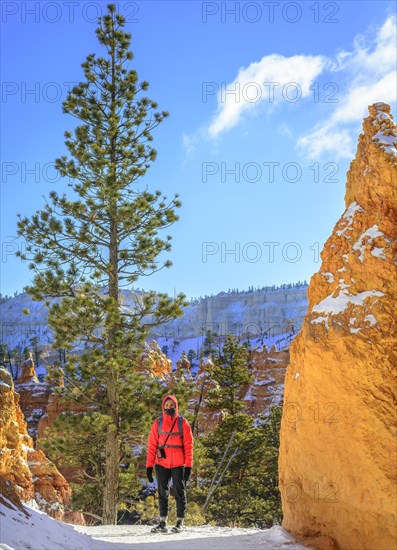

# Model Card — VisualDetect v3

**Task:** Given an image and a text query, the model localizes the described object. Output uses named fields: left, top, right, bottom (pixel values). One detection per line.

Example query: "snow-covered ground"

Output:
left=0, top=498, right=312, bottom=550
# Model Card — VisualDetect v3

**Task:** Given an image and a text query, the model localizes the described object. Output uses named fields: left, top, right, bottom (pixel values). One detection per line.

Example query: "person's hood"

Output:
left=162, top=394, right=179, bottom=417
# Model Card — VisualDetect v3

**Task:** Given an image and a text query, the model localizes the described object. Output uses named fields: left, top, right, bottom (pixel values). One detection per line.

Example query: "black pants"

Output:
left=155, top=464, right=187, bottom=519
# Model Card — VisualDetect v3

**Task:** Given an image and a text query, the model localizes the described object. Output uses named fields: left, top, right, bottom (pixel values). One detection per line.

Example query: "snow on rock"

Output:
left=363, top=314, right=377, bottom=327
left=310, top=315, right=329, bottom=329
left=371, top=102, right=397, bottom=159
left=312, top=289, right=384, bottom=316
left=321, top=272, right=334, bottom=283
left=352, top=225, right=388, bottom=262
left=154, top=330, right=296, bottom=372
left=335, top=201, right=364, bottom=237
left=243, top=385, right=256, bottom=402
left=372, top=130, right=397, bottom=157
left=370, top=246, right=387, bottom=259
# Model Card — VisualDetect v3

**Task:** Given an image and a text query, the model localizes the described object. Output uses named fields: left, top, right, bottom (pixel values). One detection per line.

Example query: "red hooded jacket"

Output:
left=146, top=394, right=193, bottom=469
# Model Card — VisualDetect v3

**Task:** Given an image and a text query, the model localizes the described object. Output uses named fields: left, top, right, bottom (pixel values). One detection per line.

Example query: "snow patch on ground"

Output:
left=75, top=524, right=312, bottom=549
left=0, top=499, right=312, bottom=550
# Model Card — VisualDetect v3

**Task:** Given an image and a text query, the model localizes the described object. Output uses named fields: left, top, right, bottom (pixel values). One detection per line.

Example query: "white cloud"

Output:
left=298, top=15, right=397, bottom=159
left=201, top=14, right=396, bottom=160
left=297, top=124, right=354, bottom=160
left=208, top=54, right=327, bottom=138
left=276, top=123, right=293, bottom=138
left=182, top=133, right=197, bottom=160
left=349, top=15, right=397, bottom=75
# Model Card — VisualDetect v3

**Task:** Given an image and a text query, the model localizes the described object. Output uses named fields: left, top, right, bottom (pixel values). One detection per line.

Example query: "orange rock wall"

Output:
left=278, top=103, right=397, bottom=550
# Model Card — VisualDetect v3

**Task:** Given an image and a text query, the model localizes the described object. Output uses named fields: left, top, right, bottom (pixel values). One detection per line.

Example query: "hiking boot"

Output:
left=151, top=520, right=168, bottom=533
left=171, top=519, right=185, bottom=533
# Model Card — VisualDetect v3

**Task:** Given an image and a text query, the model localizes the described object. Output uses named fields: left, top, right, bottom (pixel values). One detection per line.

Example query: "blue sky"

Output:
left=1, top=1, right=396, bottom=299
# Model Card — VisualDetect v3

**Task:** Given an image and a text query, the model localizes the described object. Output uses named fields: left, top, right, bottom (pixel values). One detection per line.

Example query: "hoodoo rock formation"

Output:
left=176, top=351, right=192, bottom=375
left=0, top=366, right=72, bottom=521
left=138, top=340, right=173, bottom=377
left=278, top=103, right=397, bottom=550
left=15, top=358, right=53, bottom=442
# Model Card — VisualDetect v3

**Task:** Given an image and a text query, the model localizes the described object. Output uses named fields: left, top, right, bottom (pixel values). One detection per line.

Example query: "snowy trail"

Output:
left=1, top=499, right=312, bottom=550
left=74, top=524, right=311, bottom=549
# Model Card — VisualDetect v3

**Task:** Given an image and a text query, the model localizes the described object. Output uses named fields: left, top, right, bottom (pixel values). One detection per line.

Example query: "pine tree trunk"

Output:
left=102, top=367, right=119, bottom=524
left=102, top=34, right=120, bottom=524
left=102, top=208, right=120, bottom=523
left=102, top=214, right=120, bottom=524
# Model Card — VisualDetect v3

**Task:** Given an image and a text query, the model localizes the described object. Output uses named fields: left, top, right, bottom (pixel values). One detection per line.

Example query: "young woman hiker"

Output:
left=146, top=394, right=194, bottom=533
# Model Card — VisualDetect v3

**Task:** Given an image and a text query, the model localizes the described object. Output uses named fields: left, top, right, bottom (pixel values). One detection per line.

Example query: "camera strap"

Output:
left=160, top=417, right=178, bottom=447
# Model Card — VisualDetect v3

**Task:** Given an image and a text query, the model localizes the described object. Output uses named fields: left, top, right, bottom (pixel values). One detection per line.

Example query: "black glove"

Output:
left=183, top=467, right=191, bottom=482
left=146, top=467, right=154, bottom=483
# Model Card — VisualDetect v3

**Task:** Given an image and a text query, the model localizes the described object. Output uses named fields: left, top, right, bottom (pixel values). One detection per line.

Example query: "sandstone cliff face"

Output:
left=0, top=366, right=72, bottom=521
left=278, top=103, right=397, bottom=550
left=157, top=286, right=308, bottom=339
left=1, top=286, right=308, bottom=354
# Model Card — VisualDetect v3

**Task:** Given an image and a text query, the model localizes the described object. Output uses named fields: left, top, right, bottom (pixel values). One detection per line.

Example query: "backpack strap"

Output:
left=164, top=417, right=184, bottom=449
left=178, top=416, right=184, bottom=440
left=158, top=415, right=184, bottom=441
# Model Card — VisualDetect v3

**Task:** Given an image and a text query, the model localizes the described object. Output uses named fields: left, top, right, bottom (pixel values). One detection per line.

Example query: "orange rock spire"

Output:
left=278, top=103, right=397, bottom=550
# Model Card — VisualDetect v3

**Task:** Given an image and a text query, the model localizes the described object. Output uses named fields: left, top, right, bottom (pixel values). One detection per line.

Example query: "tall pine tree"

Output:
left=16, top=4, right=187, bottom=524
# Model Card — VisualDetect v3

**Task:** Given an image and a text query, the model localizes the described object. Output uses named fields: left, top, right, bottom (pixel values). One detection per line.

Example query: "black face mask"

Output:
left=165, top=408, right=175, bottom=416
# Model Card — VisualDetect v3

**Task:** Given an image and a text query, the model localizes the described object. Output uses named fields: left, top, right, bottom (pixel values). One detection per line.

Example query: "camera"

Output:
left=157, top=446, right=166, bottom=459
